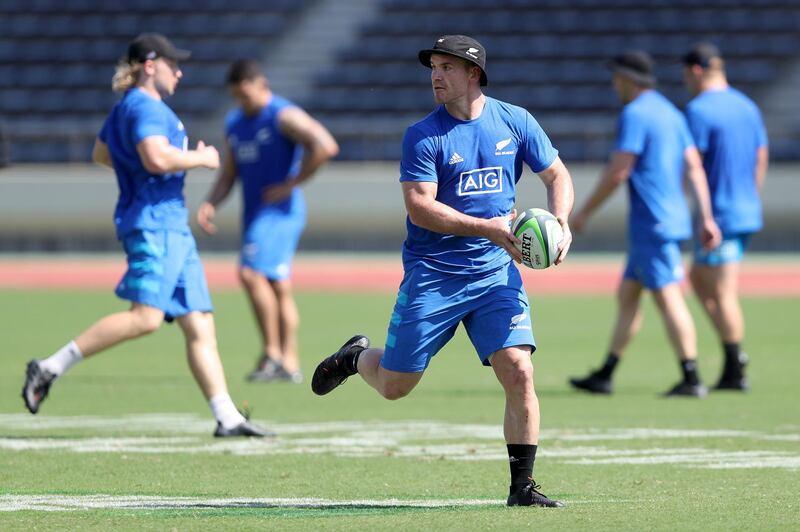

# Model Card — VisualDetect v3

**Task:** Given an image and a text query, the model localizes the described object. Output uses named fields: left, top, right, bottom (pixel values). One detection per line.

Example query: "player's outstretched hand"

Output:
left=554, top=217, right=572, bottom=265
left=197, top=201, right=217, bottom=235
left=486, top=209, right=523, bottom=263
left=196, top=140, right=220, bottom=170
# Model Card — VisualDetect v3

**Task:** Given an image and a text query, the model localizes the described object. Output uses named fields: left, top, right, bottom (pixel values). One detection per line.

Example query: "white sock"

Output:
left=39, top=340, right=83, bottom=377
left=208, top=393, right=245, bottom=429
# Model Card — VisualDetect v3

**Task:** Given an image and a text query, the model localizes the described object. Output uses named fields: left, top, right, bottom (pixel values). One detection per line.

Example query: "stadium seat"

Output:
left=1, top=0, right=798, bottom=162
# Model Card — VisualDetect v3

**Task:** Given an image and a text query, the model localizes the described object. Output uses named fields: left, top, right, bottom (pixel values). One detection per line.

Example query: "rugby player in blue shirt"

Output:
left=569, top=51, right=721, bottom=398
left=311, top=35, right=575, bottom=507
left=22, top=34, right=270, bottom=437
left=682, top=43, right=769, bottom=391
left=198, top=60, right=339, bottom=384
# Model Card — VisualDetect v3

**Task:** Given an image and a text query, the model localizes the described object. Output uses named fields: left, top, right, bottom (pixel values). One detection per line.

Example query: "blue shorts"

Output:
left=115, top=230, right=213, bottom=321
left=623, top=240, right=685, bottom=290
left=240, top=207, right=306, bottom=281
left=694, top=232, right=751, bottom=267
left=380, top=261, right=536, bottom=373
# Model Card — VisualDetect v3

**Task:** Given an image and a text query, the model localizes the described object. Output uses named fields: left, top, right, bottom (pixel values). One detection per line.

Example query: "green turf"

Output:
left=1, top=288, right=798, bottom=530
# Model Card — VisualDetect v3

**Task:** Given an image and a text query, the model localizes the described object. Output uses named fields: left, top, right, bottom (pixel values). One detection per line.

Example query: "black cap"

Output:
left=127, top=33, right=191, bottom=64
left=419, top=35, right=488, bottom=86
left=682, top=42, right=722, bottom=68
left=607, top=50, right=656, bottom=87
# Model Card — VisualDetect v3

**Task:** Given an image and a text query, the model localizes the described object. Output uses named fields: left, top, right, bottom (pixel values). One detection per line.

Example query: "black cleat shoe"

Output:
left=714, top=375, right=750, bottom=391
left=507, top=481, right=564, bottom=508
left=311, top=335, right=370, bottom=396
left=22, top=360, right=56, bottom=414
left=569, top=371, right=612, bottom=394
left=247, top=356, right=284, bottom=382
left=214, top=420, right=276, bottom=438
left=664, top=381, right=708, bottom=398
left=714, top=352, right=749, bottom=391
left=275, top=367, right=303, bottom=384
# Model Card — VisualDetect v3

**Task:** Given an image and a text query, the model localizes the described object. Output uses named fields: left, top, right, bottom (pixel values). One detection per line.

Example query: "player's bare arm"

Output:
left=572, top=151, right=636, bottom=233
left=401, top=181, right=523, bottom=263
left=197, top=141, right=237, bottom=235
left=91, top=139, right=113, bottom=169
left=537, top=156, right=575, bottom=264
left=261, top=107, right=339, bottom=203
left=137, top=136, right=219, bottom=174
left=755, top=145, right=769, bottom=192
left=684, top=146, right=721, bottom=250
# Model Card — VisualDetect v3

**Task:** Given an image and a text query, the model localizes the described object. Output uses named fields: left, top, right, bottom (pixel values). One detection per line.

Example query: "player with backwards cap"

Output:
left=681, top=42, right=769, bottom=391
left=21, top=33, right=270, bottom=437
left=569, top=50, right=721, bottom=397
left=311, top=35, right=575, bottom=507
left=198, top=59, right=339, bottom=384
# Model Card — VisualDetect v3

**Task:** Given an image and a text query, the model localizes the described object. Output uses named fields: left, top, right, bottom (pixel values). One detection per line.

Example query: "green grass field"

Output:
left=1, top=288, right=798, bottom=530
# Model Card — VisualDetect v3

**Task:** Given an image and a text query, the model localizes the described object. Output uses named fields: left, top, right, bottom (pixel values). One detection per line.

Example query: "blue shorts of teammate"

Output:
left=694, top=232, right=751, bottom=267
left=380, top=261, right=536, bottom=373
left=240, top=208, right=306, bottom=281
left=623, top=239, right=685, bottom=290
left=115, top=230, right=213, bottom=321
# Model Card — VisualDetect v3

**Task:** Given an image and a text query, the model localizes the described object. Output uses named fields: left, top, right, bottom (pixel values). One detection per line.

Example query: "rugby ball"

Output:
left=511, top=208, right=563, bottom=270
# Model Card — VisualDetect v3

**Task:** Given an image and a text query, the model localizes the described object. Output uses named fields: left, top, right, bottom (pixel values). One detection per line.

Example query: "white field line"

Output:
left=0, top=414, right=798, bottom=470
left=0, top=494, right=657, bottom=512
left=0, top=494, right=504, bottom=512
left=0, top=414, right=795, bottom=442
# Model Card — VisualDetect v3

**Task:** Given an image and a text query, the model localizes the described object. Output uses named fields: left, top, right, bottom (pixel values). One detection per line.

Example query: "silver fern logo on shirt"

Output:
left=495, top=137, right=515, bottom=155
left=458, top=166, right=503, bottom=196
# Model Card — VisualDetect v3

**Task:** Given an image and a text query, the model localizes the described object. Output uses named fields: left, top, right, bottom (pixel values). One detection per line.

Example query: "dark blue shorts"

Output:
left=380, top=261, right=536, bottom=373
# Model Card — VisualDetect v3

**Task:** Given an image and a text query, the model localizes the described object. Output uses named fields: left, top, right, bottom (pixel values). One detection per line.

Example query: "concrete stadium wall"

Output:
left=0, top=162, right=797, bottom=252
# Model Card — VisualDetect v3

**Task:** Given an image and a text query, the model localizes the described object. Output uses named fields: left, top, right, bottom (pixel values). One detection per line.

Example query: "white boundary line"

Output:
left=0, top=415, right=797, bottom=470
left=0, top=494, right=504, bottom=512
left=0, top=494, right=660, bottom=512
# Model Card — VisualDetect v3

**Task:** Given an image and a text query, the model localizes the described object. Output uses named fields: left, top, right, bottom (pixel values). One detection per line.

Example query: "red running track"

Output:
left=0, top=256, right=797, bottom=296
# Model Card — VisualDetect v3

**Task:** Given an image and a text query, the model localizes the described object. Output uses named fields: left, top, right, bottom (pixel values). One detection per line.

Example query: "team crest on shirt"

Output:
left=256, top=128, right=272, bottom=143
left=495, top=137, right=515, bottom=155
left=458, top=166, right=503, bottom=196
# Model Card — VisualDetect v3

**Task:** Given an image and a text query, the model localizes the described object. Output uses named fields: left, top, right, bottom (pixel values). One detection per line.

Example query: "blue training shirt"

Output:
left=225, top=94, right=304, bottom=229
left=400, top=96, right=558, bottom=274
left=99, top=88, right=189, bottom=239
left=616, top=90, right=694, bottom=245
left=685, top=87, right=767, bottom=234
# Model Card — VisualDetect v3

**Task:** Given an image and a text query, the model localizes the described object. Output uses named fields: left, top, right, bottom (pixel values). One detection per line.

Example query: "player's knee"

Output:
left=238, top=267, right=257, bottom=287
left=133, top=308, right=163, bottom=335
left=379, top=381, right=413, bottom=400
left=512, top=362, right=534, bottom=391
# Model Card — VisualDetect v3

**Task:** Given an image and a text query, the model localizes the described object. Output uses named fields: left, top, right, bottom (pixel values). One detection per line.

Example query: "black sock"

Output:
left=681, top=359, right=700, bottom=385
left=595, top=352, right=620, bottom=379
left=343, top=347, right=364, bottom=375
left=722, top=342, right=742, bottom=373
left=507, top=444, right=537, bottom=494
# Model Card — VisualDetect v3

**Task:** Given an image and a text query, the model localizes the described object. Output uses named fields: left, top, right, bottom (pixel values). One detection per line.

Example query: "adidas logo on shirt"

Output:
left=448, top=152, right=464, bottom=165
